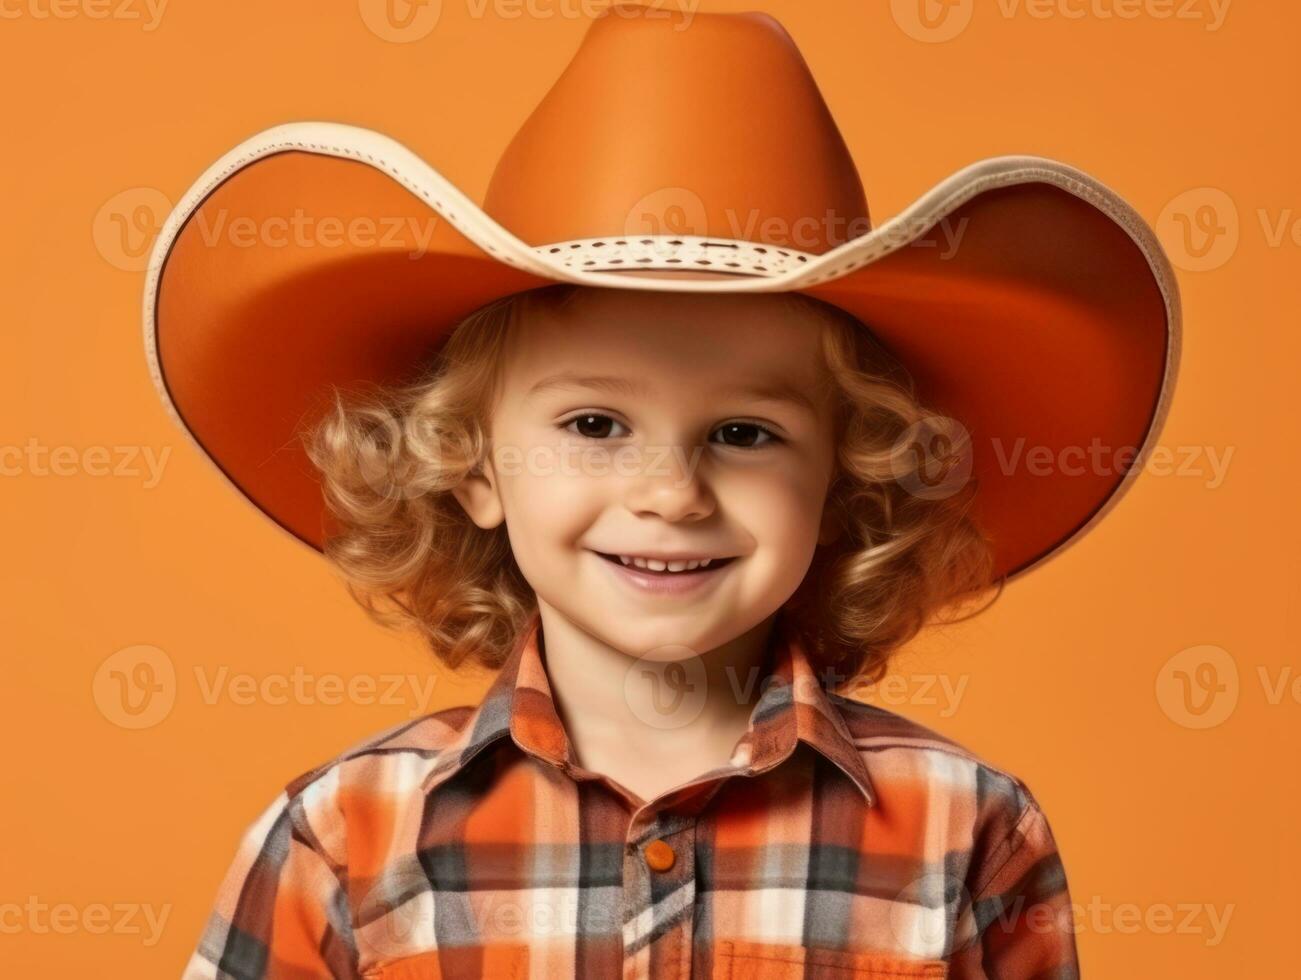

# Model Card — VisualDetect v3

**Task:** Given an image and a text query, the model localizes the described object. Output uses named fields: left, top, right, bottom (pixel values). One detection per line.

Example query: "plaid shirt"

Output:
left=184, top=613, right=1078, bottom=979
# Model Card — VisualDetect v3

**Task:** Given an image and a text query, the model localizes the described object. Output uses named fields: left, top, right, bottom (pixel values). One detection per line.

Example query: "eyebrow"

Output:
left=525, top=371, right=820, bottom=413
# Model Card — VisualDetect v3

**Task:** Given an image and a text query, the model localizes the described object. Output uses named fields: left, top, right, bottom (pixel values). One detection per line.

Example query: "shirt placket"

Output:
left=621, top=808, right=699, bottom=980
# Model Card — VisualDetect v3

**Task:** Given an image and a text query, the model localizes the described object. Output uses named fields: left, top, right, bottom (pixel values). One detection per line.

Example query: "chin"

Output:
left=602, top=613, right=765, bottom=661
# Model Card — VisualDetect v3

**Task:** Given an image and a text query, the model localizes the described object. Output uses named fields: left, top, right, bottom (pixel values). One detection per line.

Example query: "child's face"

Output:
left=454, top=288, right=839, bottom=658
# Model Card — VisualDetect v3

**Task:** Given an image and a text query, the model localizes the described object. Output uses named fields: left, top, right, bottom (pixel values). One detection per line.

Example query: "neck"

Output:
left=534, top=604, right=779, bottom=765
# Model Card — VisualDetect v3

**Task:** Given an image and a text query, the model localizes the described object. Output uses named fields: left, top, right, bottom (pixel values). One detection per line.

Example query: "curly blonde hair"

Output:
left=303, top=284, right=1001, bottom=685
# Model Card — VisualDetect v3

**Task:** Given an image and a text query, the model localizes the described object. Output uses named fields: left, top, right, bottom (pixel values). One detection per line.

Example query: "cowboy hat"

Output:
left=142, top=3, right=1179, bottom=583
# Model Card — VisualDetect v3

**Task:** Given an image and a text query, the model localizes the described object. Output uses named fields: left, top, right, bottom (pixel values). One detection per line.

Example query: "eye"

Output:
left=562, top=413, right=629, bottom=439
left=710, top=421, right=779, bottom=448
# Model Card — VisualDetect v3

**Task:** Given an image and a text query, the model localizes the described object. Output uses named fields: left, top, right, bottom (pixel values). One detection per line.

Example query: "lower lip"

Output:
left=591, top=552, right=733, bottom=597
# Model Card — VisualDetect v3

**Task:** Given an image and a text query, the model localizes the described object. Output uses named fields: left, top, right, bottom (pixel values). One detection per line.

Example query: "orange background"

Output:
left=1, top=0, right=1296, bottom=976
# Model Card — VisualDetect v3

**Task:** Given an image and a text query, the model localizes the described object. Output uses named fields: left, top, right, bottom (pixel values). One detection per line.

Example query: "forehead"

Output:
left=501, top=288, right=829, bottom=389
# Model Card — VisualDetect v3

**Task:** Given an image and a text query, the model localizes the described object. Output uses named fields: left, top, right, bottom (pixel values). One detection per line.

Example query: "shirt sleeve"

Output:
left=182, top=784, right=360, bottom=980
left=948, top=791, right=1080, bottom=979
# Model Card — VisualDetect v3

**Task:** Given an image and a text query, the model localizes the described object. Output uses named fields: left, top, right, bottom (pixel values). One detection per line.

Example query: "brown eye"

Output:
left=565, top=414, right=626, bottom=439
left=711, top=422, right=775, bottom=448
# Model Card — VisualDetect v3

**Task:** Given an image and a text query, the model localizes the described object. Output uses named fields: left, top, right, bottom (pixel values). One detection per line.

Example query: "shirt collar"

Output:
left=420, top=611, right=876, bottom=807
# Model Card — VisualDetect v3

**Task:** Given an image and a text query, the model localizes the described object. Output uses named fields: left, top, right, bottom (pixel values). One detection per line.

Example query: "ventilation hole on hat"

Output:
left=549, top=247, right=561, bottom=253
left=694, top=260, right=712, bottom=266
left=701, top=241, right=738, bottom=249
left=797, top=255, right=808, bottom=262
left=667, top=240, right=683, bottom=246
left=570, top=243, right=582, bottom=249
left=725, top=262, right=741, bottom=268
left=609, top=259, right=624, bottom=264
left=754, top=247, right=768, bottom=254
left=636, top=258, right=653, bottom=263
left=640, top=239, right=654, bottom=245
left=666, top=259, right=682, bottom=264
left=592, top=242, right=606, bottom=248
left=583, top=260, right=596, bottom=266
left=753, top=266, right=767, bottom=272
left=615, top=240, right=627, bottom=246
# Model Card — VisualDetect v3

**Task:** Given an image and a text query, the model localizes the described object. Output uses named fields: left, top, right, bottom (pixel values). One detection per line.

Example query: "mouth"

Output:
left=588, top=549, right=739, bottom=596
left=592, top=551, right=738, bottom=574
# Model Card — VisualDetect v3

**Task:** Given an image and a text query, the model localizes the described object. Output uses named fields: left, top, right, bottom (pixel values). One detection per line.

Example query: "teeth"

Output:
left=614, top=555, right=719, bottom=572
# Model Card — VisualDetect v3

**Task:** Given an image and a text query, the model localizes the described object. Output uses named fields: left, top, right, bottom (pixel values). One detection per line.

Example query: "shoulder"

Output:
left=828, top=692, right=1049, bottom=839
left=242, top=704, right=483, bottom=853
left=829, top=694, right=1069, bottom=899
left=287, top=702, right=481, bottom=799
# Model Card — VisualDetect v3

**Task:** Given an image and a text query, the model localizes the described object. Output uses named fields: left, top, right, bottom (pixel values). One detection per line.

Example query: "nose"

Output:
left=622, top=446, right=715, bottom=523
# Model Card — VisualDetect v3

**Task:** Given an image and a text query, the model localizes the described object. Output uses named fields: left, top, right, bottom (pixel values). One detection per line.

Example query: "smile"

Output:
left=589, top=550, right=737, bottom=595
left=600, top=553, right=734, bottom=573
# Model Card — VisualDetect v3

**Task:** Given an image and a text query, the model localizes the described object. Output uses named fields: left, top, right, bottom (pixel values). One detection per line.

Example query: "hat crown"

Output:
left=482, top=5, right=870, bottom=255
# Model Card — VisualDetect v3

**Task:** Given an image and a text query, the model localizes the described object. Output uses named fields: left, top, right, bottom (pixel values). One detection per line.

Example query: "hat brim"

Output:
left=145, top=122, right=1179, bottom=583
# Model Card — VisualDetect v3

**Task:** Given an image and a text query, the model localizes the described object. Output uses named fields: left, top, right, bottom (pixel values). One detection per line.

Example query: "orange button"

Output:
left=644, top=839, right=675, bottom=872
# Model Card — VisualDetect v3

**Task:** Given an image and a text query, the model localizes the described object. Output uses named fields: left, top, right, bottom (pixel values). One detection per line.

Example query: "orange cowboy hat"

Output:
left=143, top=4, right=1179, bottom=584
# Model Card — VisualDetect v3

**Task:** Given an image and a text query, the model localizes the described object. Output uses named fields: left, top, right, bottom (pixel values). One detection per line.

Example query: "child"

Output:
left=150, top=6, right=1177, bottom=979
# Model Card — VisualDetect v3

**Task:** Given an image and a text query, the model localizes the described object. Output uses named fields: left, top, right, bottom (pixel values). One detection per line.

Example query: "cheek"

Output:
left=495, top=464, right=603, bottom=569
left=725, top=463, right=828, bottom=545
